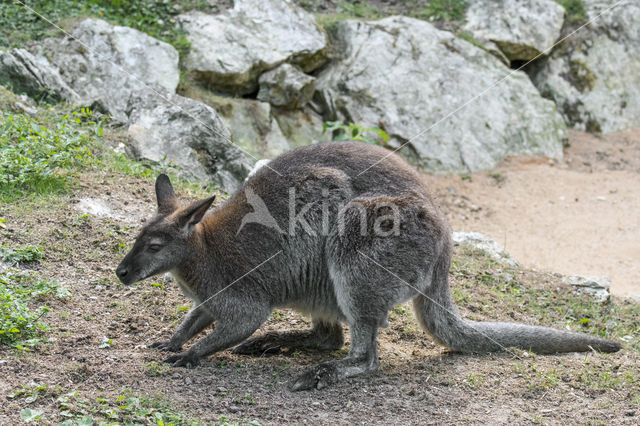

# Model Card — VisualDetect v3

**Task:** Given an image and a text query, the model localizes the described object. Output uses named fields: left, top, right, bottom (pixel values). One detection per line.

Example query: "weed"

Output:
left=323, top=120, right=390, bottom=146
left=0, top=244, right=43, bottom=265
left=555, top=0, right=587, bottom=25
left=0, top=270, right=70, bottom=348
left=143, top=361, right=170, bottom=377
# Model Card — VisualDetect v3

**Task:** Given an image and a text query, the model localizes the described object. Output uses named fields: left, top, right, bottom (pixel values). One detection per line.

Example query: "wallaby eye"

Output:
left=148, top=244, right=162, bottom=253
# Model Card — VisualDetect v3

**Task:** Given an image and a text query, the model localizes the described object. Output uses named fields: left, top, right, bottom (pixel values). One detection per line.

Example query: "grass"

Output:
left=0, top=0, right=218, bottom=60
left=413, top=0, right=467, bottom=22
left=0, top=108, right=101, bottom=198
left=555, top=0, right=587, bottom=25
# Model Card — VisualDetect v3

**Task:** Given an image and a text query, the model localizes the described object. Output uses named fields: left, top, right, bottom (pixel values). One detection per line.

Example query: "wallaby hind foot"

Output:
left=232, top=320, right=344, bottom=356
left=290, top=322, right=379, bottom=391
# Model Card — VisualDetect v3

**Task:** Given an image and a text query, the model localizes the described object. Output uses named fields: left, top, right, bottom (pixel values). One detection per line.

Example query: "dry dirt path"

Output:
left=425, top=128, right=640, bottom=297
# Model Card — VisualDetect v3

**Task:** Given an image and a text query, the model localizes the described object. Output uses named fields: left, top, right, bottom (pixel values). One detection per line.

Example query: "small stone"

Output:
left=257, top=63, right=316, bottom=109
left=229, top=405, right=240, bottom=413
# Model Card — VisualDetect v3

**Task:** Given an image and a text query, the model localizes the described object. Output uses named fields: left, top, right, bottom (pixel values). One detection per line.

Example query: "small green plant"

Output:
left=143, top=361, right=171, bottom=377
left=323, top=120, right=390, bottom=146
left=0, top=270, right=69, bottom=348
left=555, top=0, right=587, bottom=24
left=0, top=244, right=43, bottom=265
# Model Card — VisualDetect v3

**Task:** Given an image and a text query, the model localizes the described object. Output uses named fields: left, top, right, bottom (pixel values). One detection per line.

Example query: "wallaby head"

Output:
left=115, top=174, right=215, bottom=285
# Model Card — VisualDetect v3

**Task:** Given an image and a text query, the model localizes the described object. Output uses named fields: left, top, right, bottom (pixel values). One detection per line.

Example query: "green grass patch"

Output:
left=0, top=270, right=70, bottom=349
left=0, top=108, right=101, bottom=198
left=555, top=0, right=587, bottom=25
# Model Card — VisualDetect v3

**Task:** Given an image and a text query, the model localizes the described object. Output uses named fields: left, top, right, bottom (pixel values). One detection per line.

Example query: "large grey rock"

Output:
left=0, top=48, right=78, bottom=102
left=317, top=17, right=566, bottom=173
left=463, top=0, right=565, bottom=61
left=531, top=0, right=640, bottom=133
left=127, top=92, right=251, bottom=192
left=33, top=18, right=179, bottom=123
left=257, top=63, right=316, bottom=109
left=178, top=0, right=328, bottom=94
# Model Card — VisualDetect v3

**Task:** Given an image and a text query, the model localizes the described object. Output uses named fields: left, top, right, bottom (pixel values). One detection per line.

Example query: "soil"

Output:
left=424, top=128, right=640, bottom=297
left=0, top=141, right=638, bottom=424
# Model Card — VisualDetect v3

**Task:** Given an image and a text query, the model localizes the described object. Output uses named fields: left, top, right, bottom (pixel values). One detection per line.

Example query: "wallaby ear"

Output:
left=178, top=195, right=216, bottom=230
left=156, top=174, right=178, bottom=214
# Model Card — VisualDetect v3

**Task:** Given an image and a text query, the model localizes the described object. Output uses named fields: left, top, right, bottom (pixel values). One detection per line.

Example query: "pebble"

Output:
left=229, top=405, right=240, bottom=413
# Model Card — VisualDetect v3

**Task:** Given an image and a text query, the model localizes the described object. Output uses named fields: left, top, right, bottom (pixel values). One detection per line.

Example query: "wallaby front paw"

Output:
left=149, top=340, right=181, bottom=352
left=163, top=351, right=199, bottom=368
left=290, top=363, right=339, bottom=391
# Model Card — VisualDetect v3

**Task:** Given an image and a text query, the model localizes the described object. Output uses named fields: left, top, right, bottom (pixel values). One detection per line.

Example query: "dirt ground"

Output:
left=425, top=128, right=640, bottom=297
left=1, top=156, right=638, bottom=424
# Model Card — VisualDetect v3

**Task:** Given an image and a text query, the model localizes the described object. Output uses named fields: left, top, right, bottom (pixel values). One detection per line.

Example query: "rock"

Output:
left=32, top=18, right=180, bottom=123
left=178, top=0, right=328, bottom=94
left=316, top=17, right=566, bottom=174
left=463, top=0, right=565, bottom=61
left=452, top=231, right=519, bottom=267
left=180, top=83, right=296, bottom=160
left=0, top=48, right=78, bottom=102
left=127, top=92, right=251, bottom=192
left=562, top=275, right=611, bottom=303
left=257, top=63, right=316, bottom=109
left=531, top=0, right=640, bottom=133
left=273, top=108, right=331, bottom=148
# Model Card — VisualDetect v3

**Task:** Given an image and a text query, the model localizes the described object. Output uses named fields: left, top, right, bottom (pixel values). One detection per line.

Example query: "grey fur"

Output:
left=116, top=142, right=621, bottom=391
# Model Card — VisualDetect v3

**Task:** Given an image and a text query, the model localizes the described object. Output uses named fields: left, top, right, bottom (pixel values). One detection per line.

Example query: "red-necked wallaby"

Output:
left=116, top=141, right=621, bottom=391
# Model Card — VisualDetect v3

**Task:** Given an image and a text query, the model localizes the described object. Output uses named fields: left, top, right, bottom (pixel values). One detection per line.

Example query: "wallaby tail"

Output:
left=413, top=244, right=622, bottom=354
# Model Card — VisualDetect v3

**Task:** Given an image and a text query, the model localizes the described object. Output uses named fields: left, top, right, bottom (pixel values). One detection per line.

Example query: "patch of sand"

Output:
left=425, top=128, right=640, bottom=296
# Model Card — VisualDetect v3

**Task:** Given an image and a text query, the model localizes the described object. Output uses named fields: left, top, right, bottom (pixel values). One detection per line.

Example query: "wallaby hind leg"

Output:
left=232, top=319, right=344, bottom=356
left=150, top=305, right=214, bottom=352
left=290, top=320, right=379, bottom=391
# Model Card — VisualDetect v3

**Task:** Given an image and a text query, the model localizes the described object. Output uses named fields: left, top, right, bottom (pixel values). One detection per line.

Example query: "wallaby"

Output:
left=116, top=141, right=621, bottom=391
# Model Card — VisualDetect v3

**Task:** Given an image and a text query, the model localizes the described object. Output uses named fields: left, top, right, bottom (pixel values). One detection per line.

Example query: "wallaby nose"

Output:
left=116, top=266, right=128, bottom=279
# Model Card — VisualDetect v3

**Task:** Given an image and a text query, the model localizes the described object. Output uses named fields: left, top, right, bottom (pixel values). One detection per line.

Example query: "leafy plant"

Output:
left=0, top=244, right=43, bottom=265
left=323, top=120, right=390, bottom=146
left=0, top=270, right=69, bottom=348
left=555, top=0, right=587, bottom=24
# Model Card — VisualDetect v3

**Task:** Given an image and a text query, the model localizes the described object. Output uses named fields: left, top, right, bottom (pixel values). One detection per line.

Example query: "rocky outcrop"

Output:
left=0, top=48, right=78, bottom=102
left=317, top=17, right=566, bottom=173
left=127, top=92, right=251, bottom=192
left=178, top=0, right=328, bottom=94
left=257, top=63, right=316, bottom=109
left=531, top=0, right=640, bottom=133
left=30, top=18, right=180, bottom=123
left=463, top=0, right=565, bottom=61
